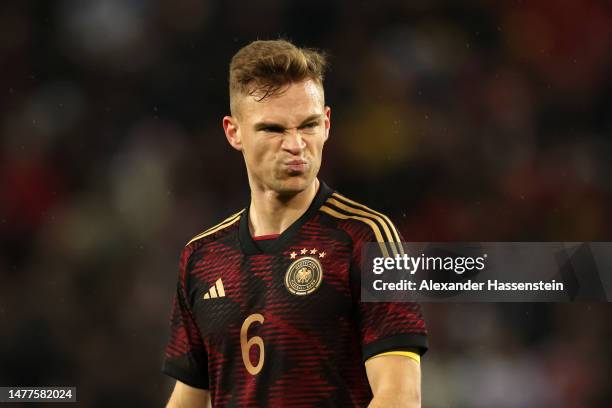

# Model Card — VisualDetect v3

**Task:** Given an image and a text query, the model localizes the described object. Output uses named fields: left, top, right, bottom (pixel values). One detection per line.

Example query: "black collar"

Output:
left=239, top=181, right=334, bottom=255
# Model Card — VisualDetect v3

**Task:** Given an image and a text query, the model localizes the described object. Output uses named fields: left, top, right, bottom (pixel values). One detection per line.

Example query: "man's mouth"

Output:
left=284, top=160, right=308, bottom=172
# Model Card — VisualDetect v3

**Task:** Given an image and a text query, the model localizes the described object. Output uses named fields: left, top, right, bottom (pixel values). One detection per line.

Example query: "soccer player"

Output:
left=162, top=40, right=427, bottom=407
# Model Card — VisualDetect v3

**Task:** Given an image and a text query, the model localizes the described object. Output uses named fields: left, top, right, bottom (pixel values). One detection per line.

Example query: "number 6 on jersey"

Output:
left=240, top=313, right=265, bottom=375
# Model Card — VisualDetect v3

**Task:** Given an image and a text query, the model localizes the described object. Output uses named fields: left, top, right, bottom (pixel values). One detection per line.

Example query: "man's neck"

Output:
left=248, top=179, right=320, bottom=237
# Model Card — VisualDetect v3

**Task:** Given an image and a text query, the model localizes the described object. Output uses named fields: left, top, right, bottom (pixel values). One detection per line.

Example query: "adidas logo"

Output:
left=203, top=278, right=226, bottom=300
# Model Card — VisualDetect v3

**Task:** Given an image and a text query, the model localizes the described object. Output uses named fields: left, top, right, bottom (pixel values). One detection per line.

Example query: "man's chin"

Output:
left=274, top=176, right=314, bottom=196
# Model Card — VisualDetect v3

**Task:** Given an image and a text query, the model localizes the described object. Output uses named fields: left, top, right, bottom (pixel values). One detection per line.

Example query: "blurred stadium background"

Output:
left=1, top=1, right=611, bottom=406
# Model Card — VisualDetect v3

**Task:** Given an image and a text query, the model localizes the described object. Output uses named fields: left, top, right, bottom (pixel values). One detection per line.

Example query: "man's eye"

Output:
left=262, top=127, right=284, bottom=133
left=301, top=122, right=318, bottom=129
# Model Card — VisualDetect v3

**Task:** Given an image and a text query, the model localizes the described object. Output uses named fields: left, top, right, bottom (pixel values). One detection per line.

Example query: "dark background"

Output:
left=1, top=0, right=611, bottom=406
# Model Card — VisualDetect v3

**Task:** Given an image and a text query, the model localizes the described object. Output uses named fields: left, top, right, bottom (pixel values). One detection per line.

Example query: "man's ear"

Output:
left=223, top=116, right=242, bottom=151
left=323, top=106, right=331, bottom=142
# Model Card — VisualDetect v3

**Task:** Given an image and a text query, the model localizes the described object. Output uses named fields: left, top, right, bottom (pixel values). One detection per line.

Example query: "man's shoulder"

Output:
left=318, top=191, right=403, bottom=245
left=185, top=209, right=245, bottom=248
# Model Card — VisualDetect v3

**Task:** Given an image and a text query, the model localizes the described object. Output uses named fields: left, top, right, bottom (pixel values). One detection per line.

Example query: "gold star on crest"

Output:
left=319, top=251, right=326, bottom=258
left=290, top=251, right=297, bottom=259
left=300, top=248, right=308, bottom=255
left=310, top=248, right=318, bottom=254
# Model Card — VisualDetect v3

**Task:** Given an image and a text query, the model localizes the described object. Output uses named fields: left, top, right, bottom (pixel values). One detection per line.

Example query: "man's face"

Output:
left=224, top=79, right=330, bottom=196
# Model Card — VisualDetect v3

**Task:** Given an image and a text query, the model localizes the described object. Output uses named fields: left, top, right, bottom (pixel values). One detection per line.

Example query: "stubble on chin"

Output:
left=271, top=173, right=314, bottom=198
left=273, top=179, right=309, bottom=198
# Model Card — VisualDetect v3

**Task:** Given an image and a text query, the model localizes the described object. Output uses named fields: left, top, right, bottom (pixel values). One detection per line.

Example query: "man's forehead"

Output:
left=237, top=80, right=325, bottom=118
left=299, top=80, right=324, bottom=99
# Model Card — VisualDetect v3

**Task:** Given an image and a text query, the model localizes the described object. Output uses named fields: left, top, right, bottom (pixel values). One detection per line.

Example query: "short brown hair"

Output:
left=229, top=40, right=328, bottom=114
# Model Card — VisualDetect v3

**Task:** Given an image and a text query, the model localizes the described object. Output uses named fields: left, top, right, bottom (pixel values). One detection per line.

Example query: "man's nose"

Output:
left=281, top=129, right=306, bottom=154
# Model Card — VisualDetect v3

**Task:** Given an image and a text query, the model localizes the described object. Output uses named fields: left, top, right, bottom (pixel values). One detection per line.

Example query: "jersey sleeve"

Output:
left=350, top=221, right=428, bottom=362
left=162, top=245, right=209, bottom=389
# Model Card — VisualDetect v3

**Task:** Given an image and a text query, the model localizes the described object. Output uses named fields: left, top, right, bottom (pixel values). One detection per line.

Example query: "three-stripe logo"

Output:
left=203, top=278, right=226, bottom=299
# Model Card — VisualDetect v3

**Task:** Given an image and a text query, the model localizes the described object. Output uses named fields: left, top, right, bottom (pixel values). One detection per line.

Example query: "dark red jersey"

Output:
left=162, top=182, right=427, bottom=407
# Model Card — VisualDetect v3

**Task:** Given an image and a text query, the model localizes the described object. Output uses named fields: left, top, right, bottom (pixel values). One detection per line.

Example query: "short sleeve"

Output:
left=349, top=222, right=428, bottom=362
left=355, top=290, right=428, bottom=362
left=162, top=245, right=209, bottom=389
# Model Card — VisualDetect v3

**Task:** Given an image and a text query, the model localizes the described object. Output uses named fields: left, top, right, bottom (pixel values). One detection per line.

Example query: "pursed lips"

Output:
left=285, top=159, right=307, bottom=165
left=283, top=159, right=309, bottom=172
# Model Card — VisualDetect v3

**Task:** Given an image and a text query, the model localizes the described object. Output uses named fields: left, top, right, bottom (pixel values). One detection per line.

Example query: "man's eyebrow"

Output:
left=253, top=114, right=324, bottom=131
left=298, top=113, right=324, bottom=125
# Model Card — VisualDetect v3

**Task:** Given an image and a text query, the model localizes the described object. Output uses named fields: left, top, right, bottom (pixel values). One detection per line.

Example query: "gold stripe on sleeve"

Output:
left=320, top=205, right=390, bottom=258
left=186, top=209, right=244, bottom=246
left=326, top=197, right=400, bottom=257
left=332, top=193, right=405, bottom=256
